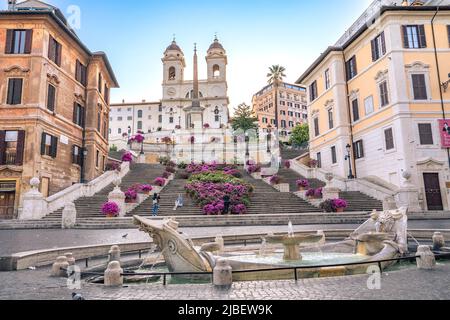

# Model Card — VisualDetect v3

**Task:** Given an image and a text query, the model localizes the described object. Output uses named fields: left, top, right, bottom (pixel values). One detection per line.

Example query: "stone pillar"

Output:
left=213, top=259, right=232, bottom=289
left=322, top=173, right=341, bottom=200
left=109, top=245, right=121, bottom=263
left=432, top=232, right=446, bottom=251
left=416, top=246, right=436, bottom=270
left=108, top=176, right=126, bottom=217
left=104, top=261, right=123, bottom=287
left=395, top=171, right=421, bottom=212
left=51, top=256, right=69, bottom=277
left=65, top=253, right=76, bottom=266
left=19, top=178, right=48, bottom=220
left=62, top=203, right=77, bottom=229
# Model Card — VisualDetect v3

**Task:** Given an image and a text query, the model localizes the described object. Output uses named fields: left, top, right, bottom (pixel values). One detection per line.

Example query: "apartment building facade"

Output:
left=0, top=1, right=118, bottom=219
left=297, top=2, right=450, bottom=211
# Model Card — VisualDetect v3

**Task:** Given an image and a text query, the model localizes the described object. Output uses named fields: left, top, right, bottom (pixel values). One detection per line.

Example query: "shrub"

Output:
left=305, top=189, right=316, bottom=197
left=178, top=162, right=187, bottom=169
left=105, top=162, right=121, bottom=172
left=109, top=145, right=118, bottom=152
left=134, top=134, right=144, bottom=143
left=167, top=160, right=176, bottom=168
left=231, top=204, right=247, bottom=215
left=247, top=164, right=261, bottom=174
left=269, top=175, right=282, bottom=185
left=165, top=166, right=176, bottom=174
left=333, top=199, right=348, bottom=209
left=203, top=123, right=210, bottom=129
left=154, top=177, right=166, bottom=187
left=161, top=137, right=172, bottom=144
left=162, top=171, right=170, bottom=179
left=159, top=156, right=171, bottom=166
left=314, top=188, right=323, bottom=198
left=125, top=189, right=137, bottom=201
left=176, top=171, right=190, bottom=180
left=224, top=169, right=242, bottom=178
left=319, top=199, right=335, bottom=213
left=101, top=202, right=120, bottom=217
left=140, top=184, right=153, bottom=193
left=175, top=125, right=181, bottom=130
left=309, top=159, right=318, bottom=168
left=284, top=160, right=291, bottom=169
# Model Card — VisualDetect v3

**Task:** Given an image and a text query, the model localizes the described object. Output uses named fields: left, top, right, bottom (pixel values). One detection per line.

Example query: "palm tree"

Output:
left=267, top=65, right=286, bottom=130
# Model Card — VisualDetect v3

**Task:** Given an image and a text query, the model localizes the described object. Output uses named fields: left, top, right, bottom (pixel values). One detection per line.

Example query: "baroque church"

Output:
left=160, top=37, right=230, bottom=130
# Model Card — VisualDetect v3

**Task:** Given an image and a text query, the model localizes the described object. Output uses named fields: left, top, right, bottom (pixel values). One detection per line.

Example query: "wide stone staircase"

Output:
left=43, top=164, right=164, bottom=221
left=276, top=168, right=383, bottom=212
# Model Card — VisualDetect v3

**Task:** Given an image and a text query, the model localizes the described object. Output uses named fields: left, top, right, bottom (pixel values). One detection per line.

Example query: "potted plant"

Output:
left=314, top=187, right=323, bottom=199
left=309, top=159, right=318, bottom=168
left=165, top=166, right=176, bottom=174
left=121, top=152, right=133, bottom=162
left=269, top=175, right=282, bottom=185
left=284, top=160, right=291, bottom=169
left=319, top=199, right=335, bottom=213
left=140, top=184, right=153, bottom=195
left=125, top=189, right=138, bottom=203
left=333, top=199, right=348, bottom=213
left=154, top=177, right=166, bottom=187
left=203, top=123, right=210, bottom=129
left=134, top=134, right=144, bottom=143
left=102, top=202, right=120, bottom=218
left=305, top=189, right=316, bottom=199
left=296, top=179, right=310, bottom=191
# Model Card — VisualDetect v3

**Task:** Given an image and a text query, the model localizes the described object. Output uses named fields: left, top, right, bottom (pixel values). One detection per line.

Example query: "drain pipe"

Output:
left=342, top=50, right=357, bottom=179
left=431, top=7, right=450, bottom=169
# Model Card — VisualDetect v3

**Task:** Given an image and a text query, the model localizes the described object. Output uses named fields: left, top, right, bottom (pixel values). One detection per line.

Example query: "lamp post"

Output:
left=172, top=130, right=176, bottom=158
left=245, top=132, right=250, bottom=157
left=345, top=143, right=355, bottom=179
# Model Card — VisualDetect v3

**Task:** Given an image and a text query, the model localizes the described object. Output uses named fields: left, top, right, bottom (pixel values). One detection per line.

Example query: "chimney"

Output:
left=8, top=0, right=17, bottom=10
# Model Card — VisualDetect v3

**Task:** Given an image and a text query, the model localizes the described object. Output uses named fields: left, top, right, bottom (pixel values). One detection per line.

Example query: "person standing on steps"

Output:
left=222, top=195, right=231, bottom=215
left=173, top=194, right=184, bottom=211
left=152, top=193, right=161, bottom=216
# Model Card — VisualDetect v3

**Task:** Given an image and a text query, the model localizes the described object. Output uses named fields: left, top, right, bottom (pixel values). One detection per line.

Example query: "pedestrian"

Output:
left=173, top=194, right=184, bottom=211
left=222, top=195, right=231, bottom=215
left=152, top=193, right=161, bottom=216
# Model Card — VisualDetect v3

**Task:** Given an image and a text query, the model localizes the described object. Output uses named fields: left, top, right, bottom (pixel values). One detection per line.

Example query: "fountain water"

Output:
left=288, top=221, right=294, bottom=238
left=259, top=238, right=268, bottom=257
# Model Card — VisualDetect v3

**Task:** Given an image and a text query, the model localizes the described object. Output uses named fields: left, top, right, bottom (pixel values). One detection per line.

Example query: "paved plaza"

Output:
left=0, top=261, right=449, bottom=300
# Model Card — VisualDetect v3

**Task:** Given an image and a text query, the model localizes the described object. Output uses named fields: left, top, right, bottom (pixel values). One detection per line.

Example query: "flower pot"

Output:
left=336, top=208, right=345, bottom=213
left=125, top=199, right=136, bottom=204
left=106, top=214, right=117, bottom=218
left=298, top=187, right=305, bottom=192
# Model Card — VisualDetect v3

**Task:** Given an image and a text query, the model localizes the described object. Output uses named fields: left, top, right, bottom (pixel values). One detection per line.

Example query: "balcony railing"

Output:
left=5, top=152, right=17, bottom=165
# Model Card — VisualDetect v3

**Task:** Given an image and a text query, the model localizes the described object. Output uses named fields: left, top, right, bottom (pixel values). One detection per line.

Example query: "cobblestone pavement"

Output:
left=0, top=262, right=449, bottom=300
left=1, top=220, right=449, bottom=256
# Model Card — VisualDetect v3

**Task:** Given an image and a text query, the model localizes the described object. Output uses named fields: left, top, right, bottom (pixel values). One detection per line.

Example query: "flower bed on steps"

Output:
left=184, top=168, right=253, bottom=215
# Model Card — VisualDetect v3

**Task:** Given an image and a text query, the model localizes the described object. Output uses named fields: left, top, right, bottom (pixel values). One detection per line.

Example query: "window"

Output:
left=371, top=32, right=386, bottom=61
left=364, top=96, right=374, bottom=115
left=7, top=78, right=23, bottom=105
left=46, top=84, right=56, bottom=112
left=5, top=29, right=33, bottom=54
left=104, top=85, right=109, bottom=103
left=158, top=115, right=162, bottom=123
left=317, top=153, right=322, bottom=168
left=137, top=110, right=143, bottom=118
left=169, top=117, right=174, bottom=124
left=213, top=64, right=220, bottom=77
left=346, top=56, right=357, bottom=80
left=72, top=145, right=82, bottom=165
left=281, top=120, right=286, bottom=128
left=353, top=140, right=364, bottom=159
left=118, top=128, right=122, bottom=134
left=402, top=25, right=426, bottom=49
left=73, top=103, right=85, bottom=128
left=48, top=36, right=62, bottom=66
left=97, top=111, right=101, bottom=132
left=159, top=105, right=163, bottom=112
left=324, top=69, right=331, bottom=90
left=328, top=109, right=334, bottom=129
left=96, top=150, right=100, bottom=168
left=384, top=128, right=394, bottom=150
left=309, top=81, right=318, bottom=101
left=98, top=73, right=102, bottom=94
left=75, top=60, right=87, bottom=86
left=137, top=121, right=143, bottom=130
left=168, top=67, right=176, bottom=80
left=127, top=116, right=132, bottom=121
left=118, top=117, right=123, bottom=121
left=352, top=99, right=360, bottom=122
left=102, top=155, right=106, bottom=171
left=0, top=130, right=25, bottom=166
left=412, top=74, right=428, bottom=100
left=379, top=81, right=389, bottom=107
left=331, top=146, right=337, bottom=164
left=314, top=117, right=320, bottom=137
left=40, top=132, right=58, bottom=158
left=103, top=119, right=108, bottom=139
left=418, top=123, right=433, bottom=145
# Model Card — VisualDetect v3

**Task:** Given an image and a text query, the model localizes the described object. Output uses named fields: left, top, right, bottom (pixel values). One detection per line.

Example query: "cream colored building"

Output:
left=297, top=0, right=450, bottom=211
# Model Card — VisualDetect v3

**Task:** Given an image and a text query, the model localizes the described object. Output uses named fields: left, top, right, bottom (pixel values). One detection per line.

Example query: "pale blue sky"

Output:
left=2, top=0, right=373, bottom=110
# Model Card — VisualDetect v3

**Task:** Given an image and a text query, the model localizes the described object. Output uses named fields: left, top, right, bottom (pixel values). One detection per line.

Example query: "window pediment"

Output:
left=324, top=99, right=334, bottom=108
left=374, top=70, right=389, bottom=82
left=348, top=89, right=359, bottom=100
left=3, top=65, right=30, bottom=76
left=405, top=61, right=430, bottom=71
left=47, top=73, right=60, bottom=85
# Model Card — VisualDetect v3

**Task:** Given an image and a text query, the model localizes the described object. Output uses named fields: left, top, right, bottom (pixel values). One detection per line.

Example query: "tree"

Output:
left=290, top=124, right=309, bottom=146
left=267, top=65, right=286, bottom=130
left=231, top=103, right=258, bottom=132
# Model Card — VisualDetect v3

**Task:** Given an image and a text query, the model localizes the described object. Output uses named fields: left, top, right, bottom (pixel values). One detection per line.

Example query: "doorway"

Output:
left=0, top=192, right=15, bottom=219
left=423, top=173, right=444, bottom=211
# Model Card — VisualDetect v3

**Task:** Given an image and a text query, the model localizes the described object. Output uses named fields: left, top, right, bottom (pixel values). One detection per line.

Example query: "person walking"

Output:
left=152, top=193, right=161, bottom=216
left=173, top=194, right=184, bottom=211
left=222, top=195, right=231, bottom=215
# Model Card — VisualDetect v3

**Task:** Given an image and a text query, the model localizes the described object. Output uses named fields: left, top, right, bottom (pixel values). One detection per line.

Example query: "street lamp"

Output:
left=245, top=132, right=250, bottom=157
left=345, top=143, right=355, bottom=179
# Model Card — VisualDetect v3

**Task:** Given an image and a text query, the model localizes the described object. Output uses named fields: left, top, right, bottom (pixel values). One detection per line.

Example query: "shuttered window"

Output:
left=346, top=56, right=357, bottom=80
left=352, top=99, right=360, bottom=122
left=0, top=130, right=25, bottom=166
left=371, top=31, right=386, bottom=61
left=309, top=81, right=318, bottom=101
left=402, top=25, right=427, bottom=49
left=412, top=74, right=428, bottom=100
left=5, top=29, right=32, bottom=54
left=314, top=117, right=320, bottom=137
left=317, top=152, right=322, bottom=168
left=98, top=73, right=102, bottom=94
left=75, top=60, right=87, bottom=86
left=379, top=81, right=389, bottom=107
left=40, top=132, right=58, bottom=158
left=353, top=140, right=364, bottom=159
left=7, top=78, right=23, bottom=105
left=331, top=146, right=337, bottom=164
left=73, top=103, right=85, bottom=128
left=384, top=128, right=394, bottom=150
left=47, top=84, right=56, bottom=112
left=418, top=123, right=434, bottom=145
left=328, top=109, right=334, bottom=129
left=48, top=35, right=62, bottom=66
left=72, top=145, right=82, bottom=165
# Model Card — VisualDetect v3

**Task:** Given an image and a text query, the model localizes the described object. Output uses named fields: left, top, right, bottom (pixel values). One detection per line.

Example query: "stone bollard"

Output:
left=51, top=256, right=69, bottom=277
left=65, top=253, right=76, bottom=266
left=432, top=232, right=446, bottom=251
left=109, top=245, right=121, bottom=263
left=213, top=259, right=233, bottom=290
left=416, top=246, right=436, bottom=270
left=104, top=261, right=123, bottom=287
left=61, top=202, right=77, bottom=229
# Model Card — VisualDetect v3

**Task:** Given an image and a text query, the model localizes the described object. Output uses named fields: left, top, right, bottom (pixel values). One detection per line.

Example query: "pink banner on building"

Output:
left=439, top=119, right=450, bottom=148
